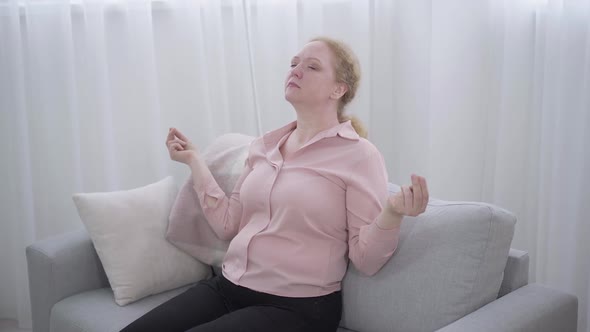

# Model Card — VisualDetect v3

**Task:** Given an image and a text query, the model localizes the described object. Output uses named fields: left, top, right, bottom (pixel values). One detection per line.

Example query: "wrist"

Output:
left=382, top=198, right=403, bottom=220
left=377, top=207, right=403, bottom=230
left=187, top=152, right=200, bottom=167
left=384, top=205, right=404, bottom=220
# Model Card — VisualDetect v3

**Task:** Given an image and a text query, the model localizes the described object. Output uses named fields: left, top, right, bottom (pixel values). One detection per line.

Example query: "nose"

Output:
left=290, top=65, right=303, bottom=79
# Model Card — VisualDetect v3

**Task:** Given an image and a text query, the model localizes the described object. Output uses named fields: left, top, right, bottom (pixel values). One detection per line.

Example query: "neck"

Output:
left=291, top=103, right=340, bottom=144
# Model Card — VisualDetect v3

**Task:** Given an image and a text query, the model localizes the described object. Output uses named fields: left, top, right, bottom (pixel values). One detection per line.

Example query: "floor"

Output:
left=0, top=320, right=30, bottom=332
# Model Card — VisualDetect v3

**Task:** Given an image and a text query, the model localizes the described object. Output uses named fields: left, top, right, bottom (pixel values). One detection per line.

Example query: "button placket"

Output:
left=236, top=166, right=279, bottom=280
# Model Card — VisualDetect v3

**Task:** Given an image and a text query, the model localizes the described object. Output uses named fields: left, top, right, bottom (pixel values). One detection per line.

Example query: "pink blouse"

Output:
left=194, top=120, right=400, bottom=297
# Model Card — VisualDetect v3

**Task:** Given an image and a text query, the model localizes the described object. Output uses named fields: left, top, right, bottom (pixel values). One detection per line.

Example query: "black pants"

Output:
left=120, top=274, right=342, bottom=332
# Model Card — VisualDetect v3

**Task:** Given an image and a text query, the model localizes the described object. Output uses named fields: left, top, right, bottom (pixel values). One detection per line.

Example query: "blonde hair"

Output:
left=310, top=36, right=367, bottom=138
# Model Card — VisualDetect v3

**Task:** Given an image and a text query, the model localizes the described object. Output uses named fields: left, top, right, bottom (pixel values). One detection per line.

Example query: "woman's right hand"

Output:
left=165, top=127, right=199, bottom=165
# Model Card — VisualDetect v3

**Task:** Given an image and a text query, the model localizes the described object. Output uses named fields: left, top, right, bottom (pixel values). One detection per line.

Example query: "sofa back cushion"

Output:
left=339, top=183, right=516, bottom=332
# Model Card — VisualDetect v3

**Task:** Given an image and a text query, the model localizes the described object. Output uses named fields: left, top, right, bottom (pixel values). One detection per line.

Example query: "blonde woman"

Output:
left=121, top=37, right=429, bottom=332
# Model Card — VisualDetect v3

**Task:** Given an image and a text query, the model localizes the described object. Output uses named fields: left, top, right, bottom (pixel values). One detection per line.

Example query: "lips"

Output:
left=287, top=81, right=300, bottom=88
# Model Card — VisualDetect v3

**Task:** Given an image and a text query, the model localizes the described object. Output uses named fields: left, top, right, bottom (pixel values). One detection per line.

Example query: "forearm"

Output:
left=188, top=153, right=217, bottom=209
left=187, top=153, right=237, bottom=240
left=347, top=190, right=402, bottom=276
left=187, top=152, right=250, bottom=241
left=349, top=210, right=401, bottom=276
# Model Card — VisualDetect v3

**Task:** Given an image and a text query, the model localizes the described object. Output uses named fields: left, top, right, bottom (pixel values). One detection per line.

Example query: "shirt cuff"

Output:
left=367, top=221, right=401, bottom=243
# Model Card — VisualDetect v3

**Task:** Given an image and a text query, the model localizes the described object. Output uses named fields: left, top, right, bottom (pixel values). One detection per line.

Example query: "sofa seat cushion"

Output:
left=51, top=285, right=358, bottom=332
left=50, top=286, right=191, bottom=332
left=339, top=184, right=516, bottom=332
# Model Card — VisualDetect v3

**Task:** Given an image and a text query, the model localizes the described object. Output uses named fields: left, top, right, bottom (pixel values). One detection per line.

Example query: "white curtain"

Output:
left=1, top=0, right=588, bottom=330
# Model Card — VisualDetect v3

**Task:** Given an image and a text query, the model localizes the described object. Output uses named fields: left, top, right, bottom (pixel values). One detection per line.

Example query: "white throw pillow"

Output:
left=72, top=176, right=210, bottom=306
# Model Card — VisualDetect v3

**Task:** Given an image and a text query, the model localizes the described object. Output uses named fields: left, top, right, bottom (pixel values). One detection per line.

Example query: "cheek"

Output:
left=313, top=77, right=334, bottom=94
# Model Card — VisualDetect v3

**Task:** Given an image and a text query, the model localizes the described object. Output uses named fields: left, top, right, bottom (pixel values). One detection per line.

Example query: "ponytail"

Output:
left=338, top=113, right=367, bottom=139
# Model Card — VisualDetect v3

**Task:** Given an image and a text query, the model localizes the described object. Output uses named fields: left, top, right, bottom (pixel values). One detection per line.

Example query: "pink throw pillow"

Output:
left=166, top=133, right=255, bottom=267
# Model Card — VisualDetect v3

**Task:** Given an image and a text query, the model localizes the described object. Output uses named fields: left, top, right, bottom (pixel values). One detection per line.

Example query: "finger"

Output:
left=411, top=174, right=423, bottom=213
left=398, top=186, right=406, bottom=214
left=417, top=178, right=427, bottom=213
left=402, top=185, right=413, bottom=212
left=170, top=143, right=183, bottom=151
left=173, top=138, right=187, bottom=146
left=171, top=128, right=189, bottom=142
left=166, top=129, right=175, bottom=144
left=421, top=177, right=429, bottom=208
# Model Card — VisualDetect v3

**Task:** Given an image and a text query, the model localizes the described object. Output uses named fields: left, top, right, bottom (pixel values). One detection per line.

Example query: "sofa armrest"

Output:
left=498, top=248, right=529, bottom=298
left=436, top=283, right=578, bottom=332
left=26, top=229, right=109, bottom=332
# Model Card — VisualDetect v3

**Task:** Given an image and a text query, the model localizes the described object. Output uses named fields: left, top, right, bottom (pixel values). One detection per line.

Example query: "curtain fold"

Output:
left=1, top=0, right=588, bottom=330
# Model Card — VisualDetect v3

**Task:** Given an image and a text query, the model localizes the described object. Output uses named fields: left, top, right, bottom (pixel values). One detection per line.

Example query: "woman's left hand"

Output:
left=385, top=174, right=429, bottom=218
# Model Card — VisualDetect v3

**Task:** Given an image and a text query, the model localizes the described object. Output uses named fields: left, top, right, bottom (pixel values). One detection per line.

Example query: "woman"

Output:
left=121, top=37, right=428, bottom=332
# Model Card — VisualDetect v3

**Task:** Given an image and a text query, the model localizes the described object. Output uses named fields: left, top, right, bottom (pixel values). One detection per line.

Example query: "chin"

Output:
left=284, top=92, right=298, bottom=103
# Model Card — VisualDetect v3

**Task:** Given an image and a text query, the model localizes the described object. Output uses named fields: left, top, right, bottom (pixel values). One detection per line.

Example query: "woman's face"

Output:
left=284, top=41, right=343, bottom=108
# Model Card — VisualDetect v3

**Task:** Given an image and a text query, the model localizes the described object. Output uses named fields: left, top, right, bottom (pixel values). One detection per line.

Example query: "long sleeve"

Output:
left=346, top=148, right=400, bottom=276
left=192, top=158, right=253, bottom=241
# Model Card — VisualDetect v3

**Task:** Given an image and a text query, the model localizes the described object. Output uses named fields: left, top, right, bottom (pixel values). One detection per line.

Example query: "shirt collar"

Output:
left=262, top=120, right=359, bottom=152
left=334, top=120, right=360, bottom=140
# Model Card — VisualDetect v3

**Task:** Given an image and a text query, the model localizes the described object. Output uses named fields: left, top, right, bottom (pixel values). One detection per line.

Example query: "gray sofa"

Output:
left=26, top=184, right=578, bottom=332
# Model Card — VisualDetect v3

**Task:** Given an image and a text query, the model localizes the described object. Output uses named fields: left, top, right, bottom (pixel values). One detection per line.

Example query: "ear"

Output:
left=330, top=83, right=348, bottom=100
